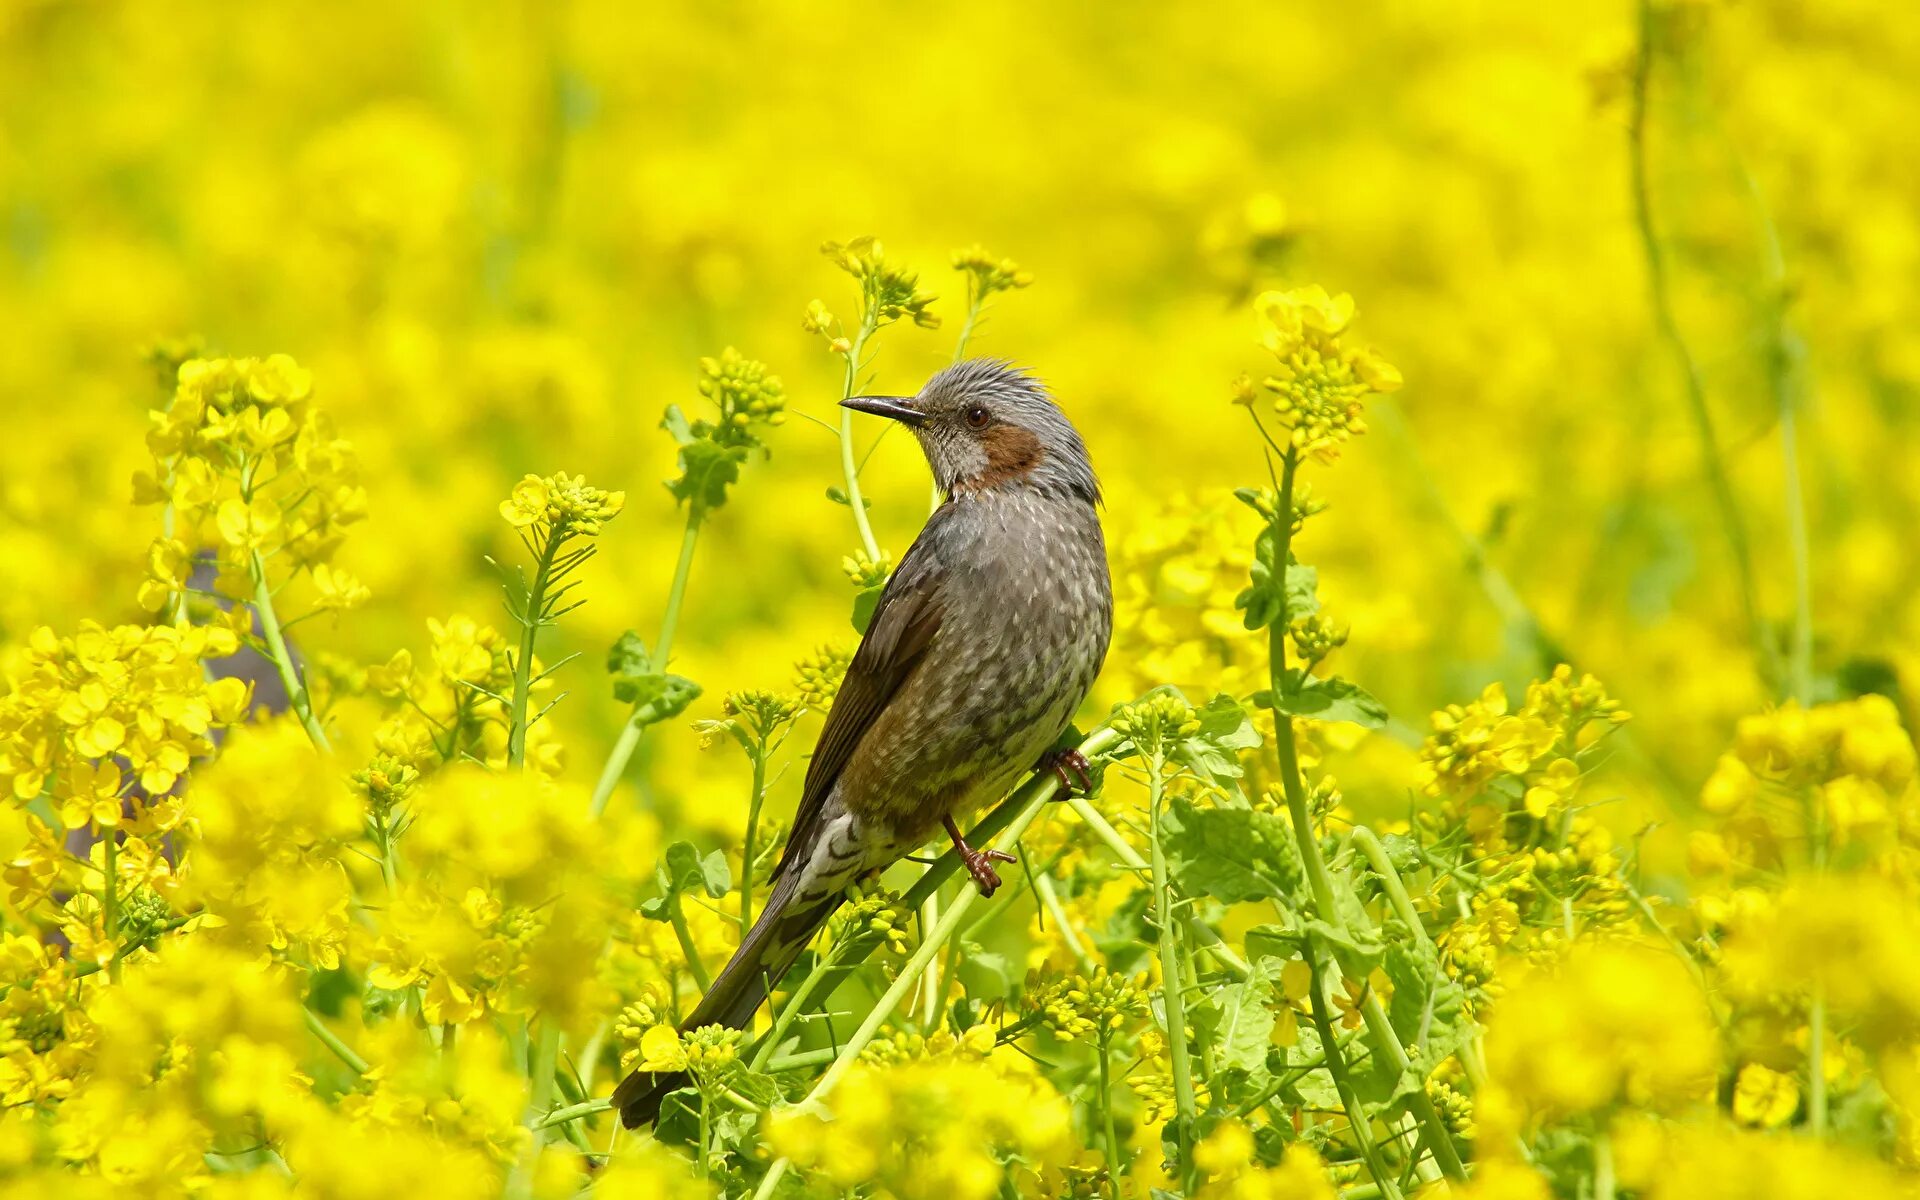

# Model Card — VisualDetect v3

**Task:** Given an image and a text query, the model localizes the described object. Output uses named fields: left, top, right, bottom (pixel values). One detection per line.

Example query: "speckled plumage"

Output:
left=616, top=360, right=1112, bottom=1127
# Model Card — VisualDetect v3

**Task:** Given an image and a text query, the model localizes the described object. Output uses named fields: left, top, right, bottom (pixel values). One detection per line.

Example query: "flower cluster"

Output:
left=820, top=237, right=940, bottom=331
left=1033, top=967, right=1146, bottom=1041
left=134, top=354, right=368, bottom=611
left=498, top=471, right=626, bottom=537
left=1, top=621, right=246, bottom=809
left=1237, top=287, right=1400, bottom=462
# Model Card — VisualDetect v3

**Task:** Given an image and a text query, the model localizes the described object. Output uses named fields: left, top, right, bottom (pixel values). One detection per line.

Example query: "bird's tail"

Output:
left=613, top=867, right=845, bottom=1128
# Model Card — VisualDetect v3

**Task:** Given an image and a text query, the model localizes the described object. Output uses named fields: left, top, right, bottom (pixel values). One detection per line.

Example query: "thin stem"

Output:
left=837, top=320, right=883, bottom=562
left=510, top=1020, right=562, bottom=1196
left=654, top=506, right=704, bottom=670
left=952, top=278, right=983, bottom=364
left=251, top=552, right=332, bottom=752
left=1628, top=0, right=1772, bottom=689
left=1034, top=872, right=1096, bottom=970
left=697, top=1086, right=712, bottom=1180
left=1147, top=749, right=1198, bottom=1175
left=1308, top=948, right=1404, bottom=1200
left=918, top=892, right=945, bottom=1029
left=1265, top=448, right=1464, bottom=1182
left=1065, top=794, right=1250, bottom=979
left=507, top=530, right=562, bottom=769
left=590, top=504, right=704, bottom=818
left=102, top=831, right=120, bottom=983
left=740, top=746, right=768, bottom=937
left=1351, top=828, right=1432, bottom=954
left=669, top=898, right=713, bottom=991
left=1098, top=1034, right=1125, bottom=1199
left=765, top=1046, right=839, bottom=1073
left=303, top=1007, right=371, bottom=1075
left=535, top=1097, right=612, bottom=1130
left=749, top=950, right=841, bottom=1072
left=752, top=791, right=1055, bottom=1200
left=1742, top=168, right=1813, bottom=706
left=1594, top=1126, right=1617, bottom=1200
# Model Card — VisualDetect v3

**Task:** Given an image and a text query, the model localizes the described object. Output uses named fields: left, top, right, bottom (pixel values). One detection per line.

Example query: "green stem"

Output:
left=837, top=320, right=882, bottom=562
left=1628, top=0, right=1772, bottom=689
left=749, top=950, right=841, bottom=1072
left=102, top=831, right=120, bottom=983
left=1147, top=749, right=1198, bottom=1175
left=669, top=898, right=713, bottom=991
left=1265, top=449, right=1463, bottom=1182
left=952, top=281, right=983, bottom=365
left=303, top=1006, right=371, bottom=1075
left=1351, top=828, right=1431, bottom=954
left=590, top=505, right=704, bottom=819
left=1034, top=872, right=1096, bottom=970
left=740, top=747, right=767, bottom=938
left=1065, top=794, right=1250, bottom=979
left=765, top=1046, right=840, bottom=1073
left=1307, top=945, right=1404, bottom=1200
left=375, top=818, right=399, bottom=895
left=697, top=1087, right=712, bottom=1180
left=507, top=531, right=562, bottom=769
left=752, top=791, right=1054, bottom=1200
left=1742, top=169, right=1813, bottom=707
left=918, top=891, right=945, bottom=1030
left=535, top=1097, right=611, bottom=1130
left=654, top=506, right=704, bottom=669
left=1098, top=1034, right=1125, bottom=1200
left=1595, top=1126, right=1617, bottom=1200
left=508, top=1020, right=563, bottom=1196
left=251, top=552, right=332, bottom=752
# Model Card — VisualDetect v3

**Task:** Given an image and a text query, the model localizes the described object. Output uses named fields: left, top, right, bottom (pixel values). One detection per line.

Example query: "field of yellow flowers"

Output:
left=4, top=1, right=1919, bottom=1197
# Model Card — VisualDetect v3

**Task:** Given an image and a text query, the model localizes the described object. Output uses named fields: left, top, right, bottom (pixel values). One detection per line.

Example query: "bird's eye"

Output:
left=964, top=405, right=990, bottom=429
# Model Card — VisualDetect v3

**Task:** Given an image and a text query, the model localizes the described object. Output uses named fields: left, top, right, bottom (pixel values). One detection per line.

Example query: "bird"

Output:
left=613, top=358, right=1113, bottom=1127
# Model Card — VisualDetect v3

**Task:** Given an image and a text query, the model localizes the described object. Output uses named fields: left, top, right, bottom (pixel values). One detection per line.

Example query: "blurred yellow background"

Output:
left=3, top=0, right=1915, bottom=848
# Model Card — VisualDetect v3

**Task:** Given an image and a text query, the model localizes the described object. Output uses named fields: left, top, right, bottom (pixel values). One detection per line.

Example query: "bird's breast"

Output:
left=839, top=490, right=1112, bottom=841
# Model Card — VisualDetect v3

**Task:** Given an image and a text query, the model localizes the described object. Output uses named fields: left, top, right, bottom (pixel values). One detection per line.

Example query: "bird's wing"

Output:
left=773, top=515, right=950, bottom=880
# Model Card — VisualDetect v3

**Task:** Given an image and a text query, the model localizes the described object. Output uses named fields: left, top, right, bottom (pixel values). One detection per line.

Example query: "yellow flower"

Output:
left=55, top=759, right=122, bottom=830
left=637, top=1025, right=687, bottom=1073
left=1731, top=1063, right=1800, bottom=1128
left=1482, top=941, right=1717, bottom=1133
left=498, top=475, right=550, bottom=528
left=1249, top=285, right=1400, bottom=462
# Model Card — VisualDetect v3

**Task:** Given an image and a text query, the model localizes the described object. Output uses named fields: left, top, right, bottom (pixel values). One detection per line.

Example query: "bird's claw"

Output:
left=960, top=846, right=1016, bottom=897
left=1039, top=747, right=1094, bottom=798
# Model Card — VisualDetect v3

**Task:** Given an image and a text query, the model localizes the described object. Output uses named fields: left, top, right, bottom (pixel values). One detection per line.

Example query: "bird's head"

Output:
left=841, top=360, right=1099, bottom=503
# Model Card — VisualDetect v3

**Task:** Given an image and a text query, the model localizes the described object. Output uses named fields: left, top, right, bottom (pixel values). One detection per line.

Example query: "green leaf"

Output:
left=953, top=944, right=1014, bottom=1002
left=659, top=841, right=705, bottom=895
left=1210, top=958, right=1281, bottom=1074
left=1255, top=671, right=1388, bottom=729
left=660, top=404, right=696, bottom=446
left=850, top=582, right=886, bottom=633
left=1283, top=1022, right=1342, bottom=1110
left=666, top=436, right=749, bottom=510
left=1170, top=694, right=1262, bottom=784
left=1381, top=922, right=1470, bottom=1084
left=698, top=849, right=732, bottom=898
left=1301, top=918, right=1386, bottom=979
left=1162, top=796, right=1304, bottom=905
left=1235, top=521, right=1320, bottom=633
left=607, top=630, right=654, bottom=680
left=614, top=672, right=702, bottom=727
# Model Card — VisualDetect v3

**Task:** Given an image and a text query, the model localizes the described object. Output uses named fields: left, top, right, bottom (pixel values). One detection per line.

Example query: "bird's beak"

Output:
left=840, top=395, right=926, bottom=426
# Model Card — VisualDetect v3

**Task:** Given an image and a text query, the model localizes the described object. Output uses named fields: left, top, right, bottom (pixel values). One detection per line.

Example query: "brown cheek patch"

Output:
left=968, top=424, right=1046, bottom=490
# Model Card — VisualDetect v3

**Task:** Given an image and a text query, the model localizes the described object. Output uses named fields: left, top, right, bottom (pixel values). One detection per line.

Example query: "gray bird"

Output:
left=615, top=358, right=1112, bottom=1127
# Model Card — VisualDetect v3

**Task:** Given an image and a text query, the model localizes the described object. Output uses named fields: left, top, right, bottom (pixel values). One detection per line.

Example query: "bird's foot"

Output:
left=943, top=814, right=1016, bottom=898
left=1038, top=747, right=1094, bottom=798
left=959, top=844, right=1016, bottom=897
